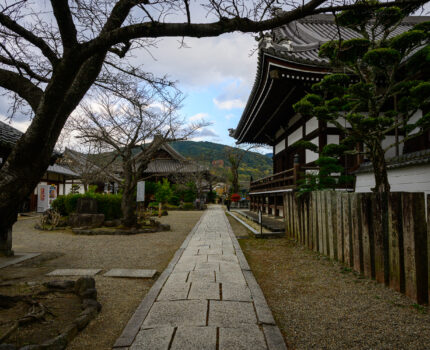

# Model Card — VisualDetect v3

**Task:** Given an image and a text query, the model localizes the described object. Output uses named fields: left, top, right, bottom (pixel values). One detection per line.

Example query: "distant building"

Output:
left=0, top=121, right=79, bottom=212
left=232, top=14, right=430, bottom=217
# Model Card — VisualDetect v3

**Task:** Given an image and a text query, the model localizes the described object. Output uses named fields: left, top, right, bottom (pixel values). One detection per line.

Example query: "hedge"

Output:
left=52, top=193, right=122, bottom=220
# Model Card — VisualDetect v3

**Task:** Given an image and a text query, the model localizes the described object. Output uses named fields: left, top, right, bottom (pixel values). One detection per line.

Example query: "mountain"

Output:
left=169, top=141, right=272, bottom=183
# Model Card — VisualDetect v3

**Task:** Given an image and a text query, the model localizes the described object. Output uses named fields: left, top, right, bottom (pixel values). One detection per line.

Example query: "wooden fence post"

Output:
left=312, top=191, right=319, bottom=252
left=361, top=193, right=375, bottom=279
left=337, top=194, right=344, bottom=262
left=428, top=194, right=430, bottom=302
left=402, top=192, right=428, bottom=304
left=327, top=191, right=337, bottom=260
left=351, top=193, right=364, bottom=273
left=342, top=193, right=353, bottom=267
left=388, top=192, right=404, bottom=293
left=372, top=193, right=389, bottom=285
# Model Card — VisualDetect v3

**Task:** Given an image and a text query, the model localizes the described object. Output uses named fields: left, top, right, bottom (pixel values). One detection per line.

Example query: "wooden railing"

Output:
left=250, top=165, right=298, bottom=193
left=249, top=164, right=351, bottom=193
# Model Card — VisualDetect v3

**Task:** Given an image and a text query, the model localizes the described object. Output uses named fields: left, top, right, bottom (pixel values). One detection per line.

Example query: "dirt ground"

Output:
left=2, top=210, right=202, bottom=350
left=237, top=234, right=430, bottom=350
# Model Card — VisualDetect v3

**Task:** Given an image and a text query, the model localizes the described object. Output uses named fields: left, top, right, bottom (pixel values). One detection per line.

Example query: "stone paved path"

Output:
left=114, top=205, right=286, bottom=350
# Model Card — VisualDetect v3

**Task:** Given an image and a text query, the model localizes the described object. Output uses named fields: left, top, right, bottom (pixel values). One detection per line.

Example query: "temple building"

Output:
left=232, top=14, right=430, bottom=218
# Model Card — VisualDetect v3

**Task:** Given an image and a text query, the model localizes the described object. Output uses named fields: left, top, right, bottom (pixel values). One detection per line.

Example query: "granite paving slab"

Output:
left=142, top=300, right=207, bottom=327
left=117, top=205, right=287, bottom=349
left=104, top=269, right=157, bottom=278
left=46, top=268, right=101, bottom=276
left=171, top=326, right=217, bottom=350
left=0, top=252, right=40, bottom=269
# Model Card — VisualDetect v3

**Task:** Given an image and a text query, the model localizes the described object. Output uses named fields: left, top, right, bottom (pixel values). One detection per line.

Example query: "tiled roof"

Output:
left=0, top=120, right=23, bottom=148
left=356, top=149, right=430, bottom=173
left=46, top=164, right=80, bottom=178
left=263, top=14, right=428, bottom=67
left=144, top=159, right=207, bottom=174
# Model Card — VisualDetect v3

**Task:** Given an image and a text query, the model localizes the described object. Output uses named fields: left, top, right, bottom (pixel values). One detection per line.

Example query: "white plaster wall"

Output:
left=305, top=136, right=319, bottom=164
left=355, top=164, right=430, bottom=197
left=275, top=139, right=286, bottom=155
left=288, top=127, right=303, bottom=146
left=327, top=134, right=340, bottom=145
left=382, top=135, right=404, bottom=159
left=305, top=117, right=318, bottom=135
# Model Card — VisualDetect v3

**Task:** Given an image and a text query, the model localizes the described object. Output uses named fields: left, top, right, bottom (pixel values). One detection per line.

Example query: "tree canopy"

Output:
left=294, top=6, right=430, bottom=193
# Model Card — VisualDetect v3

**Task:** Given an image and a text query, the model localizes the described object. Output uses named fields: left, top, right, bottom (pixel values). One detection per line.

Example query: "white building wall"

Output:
left=287, top=127, right=303, bottom=146
left=275, top=139, right=286, bottom=155
left=305, top=136, right=319, bottom=164
left=305, top=117, right=318, bottom=135
left=355, top=164, right=430, bottom=197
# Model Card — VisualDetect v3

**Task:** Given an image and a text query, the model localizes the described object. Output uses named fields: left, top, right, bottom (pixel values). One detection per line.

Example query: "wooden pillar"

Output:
left=402, top=192, right=428, bottom=304
left=361, top=193, right=375, bottom=279
left=351, top=193, right=364, bottom=273
left=388, top=192, right=404, bottom=293
left=342, top=193, right=353, bottom=267
left=336, top=193, right=344, bottom=262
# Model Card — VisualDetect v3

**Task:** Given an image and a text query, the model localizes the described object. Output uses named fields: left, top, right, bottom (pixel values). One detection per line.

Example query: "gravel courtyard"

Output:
left=238, top=231, right=430, bottom=350
left=3, top=211, right=202, bottom=350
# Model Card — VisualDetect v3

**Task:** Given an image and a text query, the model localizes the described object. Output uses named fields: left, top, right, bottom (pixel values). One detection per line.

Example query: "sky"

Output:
left=0, top=2, right=428, bottom=152
left=136, top=33, right=259, bottom=145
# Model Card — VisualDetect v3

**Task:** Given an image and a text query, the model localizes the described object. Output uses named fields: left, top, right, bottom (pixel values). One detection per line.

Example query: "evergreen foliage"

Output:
left=294, top=5, right=430, bottom=193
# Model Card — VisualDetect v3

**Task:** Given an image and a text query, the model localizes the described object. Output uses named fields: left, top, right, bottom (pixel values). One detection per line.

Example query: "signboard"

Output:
left=37, top=184, right=57, bottom=212
left=37, top=185, right=50, bottom=213
left=258, top=209, right=262, bottom=224
left=136, top=181, right=145, bottom=202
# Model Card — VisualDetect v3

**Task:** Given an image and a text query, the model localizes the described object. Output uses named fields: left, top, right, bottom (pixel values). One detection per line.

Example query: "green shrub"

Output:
left=64, top=193, right=81, bottom=215
left=51, top=195, right=67, bottom=216
left=51, top=192, right=122, bottom=220
left=148, top=201, right=160, bottom=209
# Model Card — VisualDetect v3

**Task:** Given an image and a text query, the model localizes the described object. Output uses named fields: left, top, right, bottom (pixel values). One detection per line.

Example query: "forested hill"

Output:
left=169, top=141, right=272, bottom=181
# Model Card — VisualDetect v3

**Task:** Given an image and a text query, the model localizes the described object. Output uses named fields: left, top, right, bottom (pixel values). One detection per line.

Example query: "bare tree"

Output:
left=225, top=144, right=256, bottom=193
left=70, top=84, right=204, bottom=226
left=0, top=0, right=425, bottom=254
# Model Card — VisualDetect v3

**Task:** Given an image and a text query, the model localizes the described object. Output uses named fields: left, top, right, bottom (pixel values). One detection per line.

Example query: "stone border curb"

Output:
left=223, top=212, right=288, bottom=350
left=113, top=211, right=208, bottom=349
left=226, top=210, right=259, bottom=235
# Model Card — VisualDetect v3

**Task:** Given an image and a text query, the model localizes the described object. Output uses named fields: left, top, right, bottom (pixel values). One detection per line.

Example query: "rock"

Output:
left=82, top=298, right=102, bottom=311
left=74, top=277, right=95, bottom=296
left=19, top=346, right=41, bottom=350
left=76, top=198, right=98, bottom=214
left=62, top=324, right=78, bottom=342
left=41, top=333, right=68, bottom=350
left=43, top=280, right=75, bottom=290
left=80, top=288, right=97, bottom=300
left=68, top=213, right=104, bottom=228
left=158, top=224, right=171, bottom=231
left=74, top=314, right=92, bottom=330
left=104, top=220, right=115, bottom=227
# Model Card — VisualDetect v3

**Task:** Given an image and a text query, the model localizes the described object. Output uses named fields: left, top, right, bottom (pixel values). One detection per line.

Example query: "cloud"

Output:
left=130, top=33, right=257, bottom=89
left=191, top=127, right=220, bottom=141
left=213, top=98, right=245, bottom=110
left=189, top=113, right=209, bottom=122
left=225, top=114, right=235, bottom=120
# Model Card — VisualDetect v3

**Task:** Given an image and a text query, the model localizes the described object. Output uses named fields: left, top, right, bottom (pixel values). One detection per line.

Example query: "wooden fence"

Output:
left=283, top=191, right=429, bottom=304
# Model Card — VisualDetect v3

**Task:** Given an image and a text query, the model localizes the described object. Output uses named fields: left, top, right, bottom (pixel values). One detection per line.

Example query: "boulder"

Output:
left=76, top=198, right=98, bottom=214
left=74, top=277, right=95, bottom=297
left=68, top=213, right=104, bottom=228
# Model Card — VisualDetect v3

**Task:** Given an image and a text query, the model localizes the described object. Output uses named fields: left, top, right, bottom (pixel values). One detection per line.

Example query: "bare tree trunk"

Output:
left=0, top=54, right=106, bottom=256
left=121, top=160, right=137, bottom=227
left=370, top=142, right=391, bottom=193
